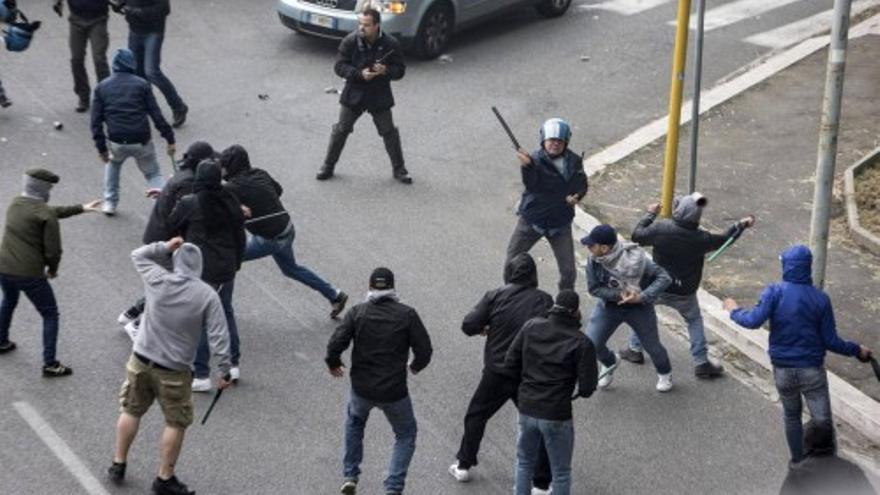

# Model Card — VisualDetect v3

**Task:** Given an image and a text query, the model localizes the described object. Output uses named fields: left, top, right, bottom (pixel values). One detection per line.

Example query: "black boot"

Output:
left=383, top=128, right=411, bottom=184
left=318, top=125, right=350, bottom=180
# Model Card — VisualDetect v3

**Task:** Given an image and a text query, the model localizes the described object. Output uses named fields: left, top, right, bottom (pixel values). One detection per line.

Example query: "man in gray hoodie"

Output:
left=108, top=237, right=231, bottom=495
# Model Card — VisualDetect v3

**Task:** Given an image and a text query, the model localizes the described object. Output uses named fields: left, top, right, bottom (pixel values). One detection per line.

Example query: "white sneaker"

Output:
left=123, top=320, right=138, bottom=341
left=192, top=377, right=212, bottom=393
left=598, top=353, right=620, bottom=389
left=102, top=203, right=116, bottom=216
left=656, top=373, right=673, bottom=393
left=531, top=487, right=552, bottom=495
left=229, top=366, right=240, bottom=382
left=448, top=463, right=471, bottom=482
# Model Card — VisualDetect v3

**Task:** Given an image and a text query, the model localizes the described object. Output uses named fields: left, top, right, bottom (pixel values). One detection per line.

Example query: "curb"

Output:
left=844, top=147, right=880, bottom=256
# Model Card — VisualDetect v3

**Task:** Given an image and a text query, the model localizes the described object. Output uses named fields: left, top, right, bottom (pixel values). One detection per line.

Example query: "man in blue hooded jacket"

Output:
left=91, top=47, right=175, bottom=216
left=723, top=245, right=872, bottom=466
left=506, top=118, right=588, bottom=292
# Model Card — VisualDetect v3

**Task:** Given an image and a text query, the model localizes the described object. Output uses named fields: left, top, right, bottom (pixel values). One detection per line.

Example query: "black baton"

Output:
left=491, top=106, right=521, bottom=150
left=201, top=388, right=223, bottom=425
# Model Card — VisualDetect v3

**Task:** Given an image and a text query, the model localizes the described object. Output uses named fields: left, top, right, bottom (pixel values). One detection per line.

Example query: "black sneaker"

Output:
left=152, top=475, right=195, bottom=495
left=0, top=340, right=16, bottom=354
left=172, top=105, right=188, bottom=128
left=107, top=462, right=126, bottom=484
left=619, top=347, right=645, bottom=364
left=393, top=169, right=413, bottom=184
left=316, top=165, right=335, bottom=181
left=42, top=362, right=73, bottom=377
left=0, top=95, right=10, bottom=108
left=75, top=100, right=89, bottom=113
left=330, top=291, right=349, bottom=319
left=340, top=480, right=357, bottom=495
left=694, top=361, right=724, bottom=379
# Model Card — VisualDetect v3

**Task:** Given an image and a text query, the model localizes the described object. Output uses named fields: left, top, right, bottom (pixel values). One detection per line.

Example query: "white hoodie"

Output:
left=130, top=242, right=230, bottom=375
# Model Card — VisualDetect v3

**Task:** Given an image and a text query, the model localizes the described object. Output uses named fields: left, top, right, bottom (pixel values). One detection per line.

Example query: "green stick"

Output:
left=707, top=236, right=736, bottom=263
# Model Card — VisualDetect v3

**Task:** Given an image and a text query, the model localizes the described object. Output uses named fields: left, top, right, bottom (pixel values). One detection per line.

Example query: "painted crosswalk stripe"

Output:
left=668, top=0, right=802, bottom=31
left=745, top=0, right=880, bottom=47
left=578, top=0, right=673, bottom=16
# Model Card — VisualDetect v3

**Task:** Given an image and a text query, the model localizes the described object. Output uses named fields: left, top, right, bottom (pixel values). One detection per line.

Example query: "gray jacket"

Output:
left=586, top=257, right=672, bottom=307
left=131, top=242, right=230, bottom=375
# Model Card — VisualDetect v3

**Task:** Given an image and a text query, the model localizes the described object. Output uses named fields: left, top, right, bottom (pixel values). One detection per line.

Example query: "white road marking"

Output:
left=668, top=0, right=802, bottom=31
left=745, top=0, right=880, bottom=48
left=578, top=0, right=672, bottom=15
left=12, top=401, right=111, bottom=495
left=584, top=13, right=880, bottom=177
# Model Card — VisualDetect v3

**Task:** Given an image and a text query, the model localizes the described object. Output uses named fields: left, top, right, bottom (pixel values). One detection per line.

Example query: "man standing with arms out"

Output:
left=108, top=237, right=232, bottom=495
left=504, top=290, right=597, bottom=495
left=449, top=253, right=554, bottom=493
left=120, top=0, right=188, bottom=127
left=91, top=47, right=175, bottom=216
left=0, top=169, right=101, bottom=376
left=52, top=0, right=111, bottom=112
left=623, top=193, right=755, bottom=378
left=316, top=7, right=411, bottom=184
left=219, top=145, right=348, bottom=319
left=581, top=224, right=674, bottom=392
left=506, top=118, right=588, bottom=292
left=722, top=245, right=872, bottom=468
left=326, top=268, right=432, bottom=495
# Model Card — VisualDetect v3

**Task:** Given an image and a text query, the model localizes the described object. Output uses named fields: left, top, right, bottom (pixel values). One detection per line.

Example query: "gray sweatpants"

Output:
left=505, top=216, right=576, bottom=291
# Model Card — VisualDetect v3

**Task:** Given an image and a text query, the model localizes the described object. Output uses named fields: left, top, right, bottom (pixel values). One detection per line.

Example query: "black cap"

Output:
left=25, top=168, right=59, bottom=184
left=580, top=224, right=617, bottom=247
left=369, top=267, right=395, bottom=290
left=555, top=290, right=579, bottom=312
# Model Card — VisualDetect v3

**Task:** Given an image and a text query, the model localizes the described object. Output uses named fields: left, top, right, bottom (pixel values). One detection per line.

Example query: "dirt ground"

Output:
left=855, top=157, right=880, bottom=234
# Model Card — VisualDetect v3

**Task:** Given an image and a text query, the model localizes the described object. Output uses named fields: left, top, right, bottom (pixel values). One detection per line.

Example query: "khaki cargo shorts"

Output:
left=118, top=354, right=194, bottom=429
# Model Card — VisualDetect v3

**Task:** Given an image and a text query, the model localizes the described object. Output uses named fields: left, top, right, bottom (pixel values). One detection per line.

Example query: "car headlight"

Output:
left=376, top=1, right=406, bottom=14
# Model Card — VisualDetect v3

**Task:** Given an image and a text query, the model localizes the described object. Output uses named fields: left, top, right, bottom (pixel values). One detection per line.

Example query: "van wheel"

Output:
left=535, top=0, right=572, bottom=18
left=414, top=2, right=454, bottom=60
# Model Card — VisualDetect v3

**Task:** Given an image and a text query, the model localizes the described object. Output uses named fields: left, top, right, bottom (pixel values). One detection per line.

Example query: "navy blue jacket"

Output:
left=67, top=0, right=109, bottom=19
left=730, top=245, right=860, bottom=368
left=91, top=50, right=174, bottom=153
left=517, top=148, right=588, bottom=233
left=124, top=0, right=169, bottom=34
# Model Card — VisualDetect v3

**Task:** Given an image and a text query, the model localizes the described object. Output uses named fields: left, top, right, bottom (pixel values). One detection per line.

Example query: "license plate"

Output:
left=308, top=13, right=336, bottom=29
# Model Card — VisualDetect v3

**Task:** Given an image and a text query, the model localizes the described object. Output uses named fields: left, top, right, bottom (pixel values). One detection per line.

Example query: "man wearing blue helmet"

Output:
left=506, top=118, right=588, bottom=292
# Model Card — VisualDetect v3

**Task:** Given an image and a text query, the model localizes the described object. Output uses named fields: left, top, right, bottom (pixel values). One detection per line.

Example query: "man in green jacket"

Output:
left=0, top=169, right=101, bottom=376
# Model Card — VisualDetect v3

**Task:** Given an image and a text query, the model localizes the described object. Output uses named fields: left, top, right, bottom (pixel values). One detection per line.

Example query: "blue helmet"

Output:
left=540, top=118, right=572, bottom=144
left=3, top=21, right=39, bottom=52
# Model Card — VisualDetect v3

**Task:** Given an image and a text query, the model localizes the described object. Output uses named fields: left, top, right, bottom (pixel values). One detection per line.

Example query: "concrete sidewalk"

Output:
left=585, top=34, right=880, bottom=403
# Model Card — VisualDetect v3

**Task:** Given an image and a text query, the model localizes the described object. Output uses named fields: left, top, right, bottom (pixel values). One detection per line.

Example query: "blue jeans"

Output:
left=515, top=414, right=573, bottom=495
left=0, top=274, right=60, bottom=365
left=104, top=141, right=165, bottom=207
left=343, top=390, right=417, bottom=493
left=193, top=281, right=239, bottom=378
left=773, top=366, right=833, bottom=463
left=586, top=301, right=672, bottom=375
left=128, top=30, right=185, bottom=112
left=243, top=223, right=338, bottom=302
left=629, top=292, right=708, bottom=365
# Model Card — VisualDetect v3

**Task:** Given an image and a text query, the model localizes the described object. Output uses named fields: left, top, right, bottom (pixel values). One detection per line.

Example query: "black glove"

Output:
left=52, top=1, right=62, bottom=17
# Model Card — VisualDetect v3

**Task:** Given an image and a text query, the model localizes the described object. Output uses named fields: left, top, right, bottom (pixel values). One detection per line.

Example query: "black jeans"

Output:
left=69, top=14, right=109, bottom=103
left=323, top=104, right=405, bottom=173
left=457, top=369, right=552, bottom=489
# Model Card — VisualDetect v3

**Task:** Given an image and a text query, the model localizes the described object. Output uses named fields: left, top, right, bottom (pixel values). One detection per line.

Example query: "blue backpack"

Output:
left=2, top=5, right=40, bottom=53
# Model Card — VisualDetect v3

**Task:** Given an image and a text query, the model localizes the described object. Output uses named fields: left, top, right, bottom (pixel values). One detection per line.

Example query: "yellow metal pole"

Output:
left=660, top=0, right=692, bottom=217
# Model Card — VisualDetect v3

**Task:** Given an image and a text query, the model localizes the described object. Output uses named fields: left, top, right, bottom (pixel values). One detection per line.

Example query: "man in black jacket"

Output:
left=91, top=48, right=175, bottom=216
left=506, top=118, right=588, bottom=292
left=316, top=8, right=411, bottom=184
left=326, top=267, right=432, bottom=495
left=449, top=253, right=554, bottom=492
left=219, top=145, right=348, bottom=319
left=53, top=0, right=111, bottom=112
left=505, top=290, right=597, bottom=495
left=626, top=193, right=754, bottom=378
left=116, top=141, right=218, bottom=333
left=121, top=0, right=187, bottom=127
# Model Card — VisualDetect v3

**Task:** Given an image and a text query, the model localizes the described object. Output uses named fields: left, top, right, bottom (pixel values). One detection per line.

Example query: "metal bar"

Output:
left=688, top=0, right=707, bottom=194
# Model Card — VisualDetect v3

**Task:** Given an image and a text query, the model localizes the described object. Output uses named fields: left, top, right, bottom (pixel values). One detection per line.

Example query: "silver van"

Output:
left=277, top=0, right=572, bottom=59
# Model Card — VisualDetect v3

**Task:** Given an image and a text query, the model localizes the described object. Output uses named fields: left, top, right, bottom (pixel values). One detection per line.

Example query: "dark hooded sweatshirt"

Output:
left=461, top=253, right=554, bottom=377
left=631, top=195, right=738, bottom=295
left=220, top=145, right=290, bottom=239
left=168, top=161, right=245, bottom=285
left=730, top=245, right=860, bottom=368
left=91, top=49, right=174, bottom=153
left=504, top=309, right=598, bottom=421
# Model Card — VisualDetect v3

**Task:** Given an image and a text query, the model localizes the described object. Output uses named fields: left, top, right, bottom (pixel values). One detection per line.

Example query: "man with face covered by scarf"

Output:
left=581, top=224, right=675, bottom=392
left=0, top=169, right=101, bottom=376
left=624, top=193, right=755, bottom=378
left=168, top=160, right=245, bottom=392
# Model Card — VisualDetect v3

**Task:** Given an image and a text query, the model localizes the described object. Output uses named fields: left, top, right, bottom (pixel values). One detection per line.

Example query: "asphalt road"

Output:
left=0, top=0, right=868, bottom=493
